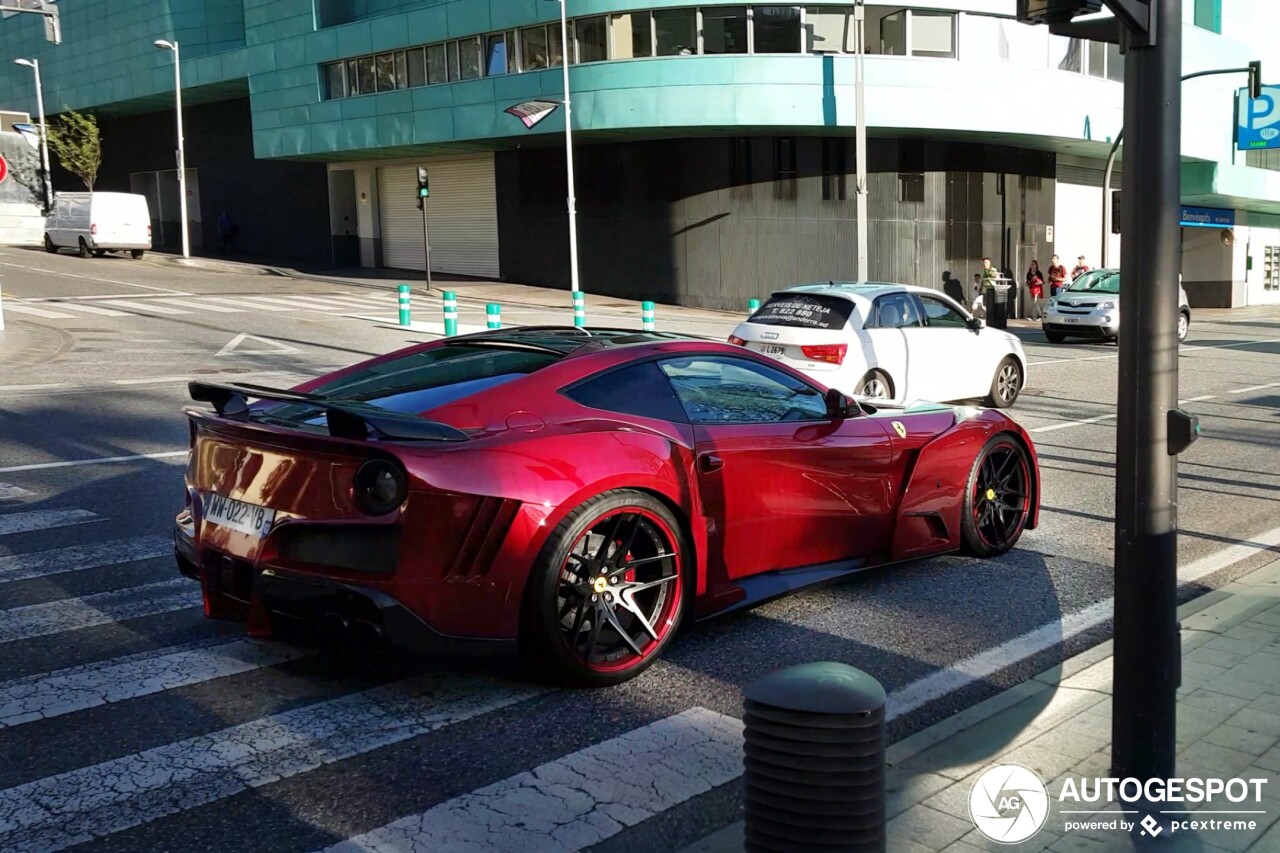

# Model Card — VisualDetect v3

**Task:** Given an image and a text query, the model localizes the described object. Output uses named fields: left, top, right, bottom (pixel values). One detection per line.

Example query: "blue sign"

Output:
left=1237, top=85, right=1280, bottom=151
left=1179, top=206, right=1235, bottom=228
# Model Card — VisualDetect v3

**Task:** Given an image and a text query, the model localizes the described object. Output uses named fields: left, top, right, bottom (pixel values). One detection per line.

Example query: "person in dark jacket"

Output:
left=218, top=211, right=239, bottom=253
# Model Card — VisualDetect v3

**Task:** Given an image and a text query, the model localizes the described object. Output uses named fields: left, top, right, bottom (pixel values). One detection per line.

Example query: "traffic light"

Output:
left=416, top=166, right=429, bottom=210
left=1249, top=61, right=1263, bottom=99
left=1016, top=0, right=1103, bottom=25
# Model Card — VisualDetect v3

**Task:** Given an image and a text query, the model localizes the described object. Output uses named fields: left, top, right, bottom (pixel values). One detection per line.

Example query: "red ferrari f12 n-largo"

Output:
left=175, top=327, right=1040, bottom=686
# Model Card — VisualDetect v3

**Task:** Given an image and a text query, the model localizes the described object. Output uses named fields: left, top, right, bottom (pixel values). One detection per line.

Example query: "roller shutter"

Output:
left=376, top=156, right=500, bottom=277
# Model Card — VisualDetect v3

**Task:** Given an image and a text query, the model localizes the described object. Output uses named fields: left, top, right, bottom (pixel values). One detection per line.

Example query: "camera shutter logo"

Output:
left=969, top=763, right=1051, bottom=843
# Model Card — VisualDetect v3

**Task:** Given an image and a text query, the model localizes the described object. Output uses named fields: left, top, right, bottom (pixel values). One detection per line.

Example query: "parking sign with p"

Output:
left=1238, top=85, right=1280, bottom=150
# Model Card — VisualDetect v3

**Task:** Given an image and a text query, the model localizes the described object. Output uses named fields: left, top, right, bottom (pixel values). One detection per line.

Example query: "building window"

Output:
left=756, top=6, right=801, bottom=53
left=394, top=51, right=409, bottom=88
left=822, top=138, right=845, bottom=201
left=577, top=16, right=609, bottom=63
left=910, top=11, right=955, bottom=59
left=899, top=172, right=924, bottom=203
left=654, top=8, right=696, bottom=56
left=1087, top=40, right=1105, bottom=78
left=446, top=40, right=460, bottom=80
left=521, top=25, right=549, bottom=69
left=805, top=6, right=853, bottom=53
left=1106, top=42, right=1124, bottom=82
left=611, top=12, right=652, bottom=59
left=775, top=136, right=797, bottom=200
left=323, top=62, right=345, bottom=99
left=426, top=43, right=447, bottom=83
left=356, top=56, right=376, bottom=94
left=406, top=47, right=426, bottom=87
left=550, top=22, right=567, bottom=66
left=880, top=10, right=906, bottom=55
left=458, top=37, right=482, bottom=79
left=486, top=34, right=508, bottom=76
left=374, top=53, right=395, bottom=92
left=703, top=7, right=747, bottom=55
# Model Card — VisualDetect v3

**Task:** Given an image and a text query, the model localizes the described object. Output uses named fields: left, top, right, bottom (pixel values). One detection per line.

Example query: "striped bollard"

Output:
left=442, top=290, right=458, bottom=336
left=397, top=284, right=411, bottom=326
left=572, top=290, right=586, bottom=328
left=642, top=301, right=656, bottom=331
left=748, top=298, right=761, bottom=314
left=486, top=302, right=502, bottom=329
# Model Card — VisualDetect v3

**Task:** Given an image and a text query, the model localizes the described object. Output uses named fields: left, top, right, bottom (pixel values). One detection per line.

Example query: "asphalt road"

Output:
left=0, top=247, right=1278, bottom=852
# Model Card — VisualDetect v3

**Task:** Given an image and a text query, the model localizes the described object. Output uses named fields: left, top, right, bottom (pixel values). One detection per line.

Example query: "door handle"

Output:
left=698, top=453, right=724, bottom=473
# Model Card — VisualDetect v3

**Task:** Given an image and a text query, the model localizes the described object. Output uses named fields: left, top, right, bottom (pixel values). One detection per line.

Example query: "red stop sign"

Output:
left=0, top=154, right=7, bottom=184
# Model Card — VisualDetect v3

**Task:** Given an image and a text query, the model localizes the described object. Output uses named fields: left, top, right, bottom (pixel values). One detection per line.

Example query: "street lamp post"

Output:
left=1101, top=62, right=1261, bottom=266
left=14, top=58, right=52, bottom=213
left=853, top=0, right=869, bottom=281
left=154, top=39, right=190, bottom=260
left=558, top=0, right=581, bottom=294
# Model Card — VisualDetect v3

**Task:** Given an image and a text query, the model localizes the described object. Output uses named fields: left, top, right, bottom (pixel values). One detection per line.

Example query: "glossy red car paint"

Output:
left=176, top=330, right=1041, bottom=675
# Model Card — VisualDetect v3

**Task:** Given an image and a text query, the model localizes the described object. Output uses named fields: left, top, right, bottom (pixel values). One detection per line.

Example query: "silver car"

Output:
left=1041, top=268, right=1190, bottom=343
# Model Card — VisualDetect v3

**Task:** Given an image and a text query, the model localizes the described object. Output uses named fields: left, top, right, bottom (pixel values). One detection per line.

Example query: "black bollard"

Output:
left=742, top=662, right=887, bottom=852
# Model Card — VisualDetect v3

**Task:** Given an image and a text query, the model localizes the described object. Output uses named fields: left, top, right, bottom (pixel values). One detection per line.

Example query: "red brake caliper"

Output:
left=623, top=550, right=636, bottom=583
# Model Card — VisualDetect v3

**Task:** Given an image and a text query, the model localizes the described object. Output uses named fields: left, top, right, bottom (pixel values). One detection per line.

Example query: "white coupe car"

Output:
left=728, top=282, right=1029, bottom=408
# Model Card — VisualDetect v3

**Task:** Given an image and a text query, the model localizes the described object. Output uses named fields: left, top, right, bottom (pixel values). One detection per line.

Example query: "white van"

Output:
left=44, top=192, right=152, bottom=259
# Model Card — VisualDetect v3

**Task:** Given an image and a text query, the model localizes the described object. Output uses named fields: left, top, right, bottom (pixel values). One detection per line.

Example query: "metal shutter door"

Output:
left=377, top=166, right=425, bottom=271
left=426, top=157, right=500, bottom=278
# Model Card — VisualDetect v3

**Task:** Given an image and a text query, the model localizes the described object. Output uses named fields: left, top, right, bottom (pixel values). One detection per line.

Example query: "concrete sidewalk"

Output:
left=680, top=559, right=1280, bottom=853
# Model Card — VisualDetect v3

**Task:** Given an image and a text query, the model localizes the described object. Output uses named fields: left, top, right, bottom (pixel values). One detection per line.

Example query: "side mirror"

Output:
left=824, top=387, right=856, bottom=419
left=966, top=317, right=984, bottom=332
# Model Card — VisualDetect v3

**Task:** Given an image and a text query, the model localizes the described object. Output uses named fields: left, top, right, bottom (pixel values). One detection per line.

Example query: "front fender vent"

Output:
left=447, top=497, right=521, bottom=578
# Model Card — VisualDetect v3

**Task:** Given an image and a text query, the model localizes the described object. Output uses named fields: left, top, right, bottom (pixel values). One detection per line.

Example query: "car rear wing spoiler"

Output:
left=187, top=381, right=470, bottom=443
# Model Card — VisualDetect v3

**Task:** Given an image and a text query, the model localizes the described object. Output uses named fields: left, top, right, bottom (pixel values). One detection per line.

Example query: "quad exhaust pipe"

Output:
left=322, top=613, right=385, bottom=644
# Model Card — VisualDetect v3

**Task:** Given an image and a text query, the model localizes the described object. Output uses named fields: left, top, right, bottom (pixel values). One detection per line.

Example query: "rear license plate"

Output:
left=202, top=492, right=275, bottom=538
left=759, top=345, right=786, bottom=356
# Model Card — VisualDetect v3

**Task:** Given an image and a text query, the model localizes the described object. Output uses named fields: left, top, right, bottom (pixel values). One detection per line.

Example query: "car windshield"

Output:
left=251, top=345, right=561, bottom=427
left=1066, top=270, right=1120, bottom=294
left=748, top=293, right=855, bottom=330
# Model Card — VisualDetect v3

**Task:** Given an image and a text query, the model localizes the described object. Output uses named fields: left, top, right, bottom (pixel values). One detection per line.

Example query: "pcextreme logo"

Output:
left=969, top=764, right=1270, bottom=844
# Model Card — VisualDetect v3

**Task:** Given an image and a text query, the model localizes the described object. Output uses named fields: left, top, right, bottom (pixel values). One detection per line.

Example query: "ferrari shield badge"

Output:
left=891, top=421, right=907, bottom=438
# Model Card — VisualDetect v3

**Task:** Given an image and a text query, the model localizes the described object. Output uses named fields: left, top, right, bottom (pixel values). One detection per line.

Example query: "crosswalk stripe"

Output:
left=201, top=296, right=291, bottom=312
left=0, top=675, right=544, bottom=852
left=0, top=638, right=315, bottom=728
left=0, top=535, right=172, bottom=584
left=247, top=295, right=360, bottom=311
left=0, top=578, right=198, bottom=645
left=48, top=303, right=133, bottom=317
left=0, top=509, right=99, bottom=537
left=2, top=304, right=75, bottom=319
left=97, top=300, right=191, bottom=315
left=0, top=485, right=34, bottom=501
left=317, top=707, right=743, bottom=853
left=155, top=298, right=244, bottom=313
left=315, top=294, right=392, bottom=309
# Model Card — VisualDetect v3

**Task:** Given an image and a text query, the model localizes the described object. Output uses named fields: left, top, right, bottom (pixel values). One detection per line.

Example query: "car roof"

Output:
left=773, top=281, right=959, bottom=307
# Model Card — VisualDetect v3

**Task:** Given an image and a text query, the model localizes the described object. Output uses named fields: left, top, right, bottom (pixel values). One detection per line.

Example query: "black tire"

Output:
left=78, top=238, right=92, bottom=259
left=521, top=490, right=689, bottom=687
left=131, top=250, right=145, bottom=260
left=1044, top=329, right=1066, bottom=343
left=43, top=234, right=57, bottom=254
left=985, top=357, right=1023, bottom=408
left=961, top=433, right=1034, bottom=558
left=92, top=249, right=106, bottom=258
left=855, top=369, right=894, bottom=400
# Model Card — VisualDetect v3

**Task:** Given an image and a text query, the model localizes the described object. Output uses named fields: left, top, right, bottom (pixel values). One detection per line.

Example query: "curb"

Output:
left=672, top=557, right=1280, bottom=853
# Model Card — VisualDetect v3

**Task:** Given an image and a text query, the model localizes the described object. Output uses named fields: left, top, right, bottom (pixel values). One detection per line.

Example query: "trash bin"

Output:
left=984, top=282, right=1011, bottom=329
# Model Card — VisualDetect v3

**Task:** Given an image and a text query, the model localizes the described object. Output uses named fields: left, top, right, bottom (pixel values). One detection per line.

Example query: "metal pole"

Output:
left=422, top=201, right=433, bottom=290
left=560, top=0, right=581, bottom=294
left=1112, top=0, right=1182, bottom=786
left=32, top=60, right=52, bottom=212
left=1101, top=129, right=1124, bottom=267
left=853, top=0, right=869, bottom=281
left=173, top=42, right=190, bottom=260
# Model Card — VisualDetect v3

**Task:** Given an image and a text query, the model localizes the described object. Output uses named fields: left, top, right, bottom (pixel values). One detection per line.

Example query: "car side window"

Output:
left=563, top=361, right=688, bottom=423
left=658, top=356, right=829, bottom=424
left=866, top=294, right=921, bottom=329
left=917, top=295, right=968, bottom=328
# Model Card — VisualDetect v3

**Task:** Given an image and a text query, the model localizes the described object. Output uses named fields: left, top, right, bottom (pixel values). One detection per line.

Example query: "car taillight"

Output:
left=728, top=335, right=747, bottom=346
left=90, top=223, right=96, bottom=235
left=801, top=343, right=847, bottom=365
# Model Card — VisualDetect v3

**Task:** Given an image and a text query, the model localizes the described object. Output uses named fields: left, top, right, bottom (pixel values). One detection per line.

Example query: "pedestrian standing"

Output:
left=1025, top=259, right=1045, bottom=320
left=218, top=211, right=239, bottom=254
left=1047, top=254, right=1068, bottom=297
left=1071, top=254, right=1091, bottom=281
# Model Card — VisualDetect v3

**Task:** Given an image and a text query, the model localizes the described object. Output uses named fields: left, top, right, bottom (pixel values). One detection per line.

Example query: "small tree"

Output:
left=47, top=109, right=102, bottom=192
